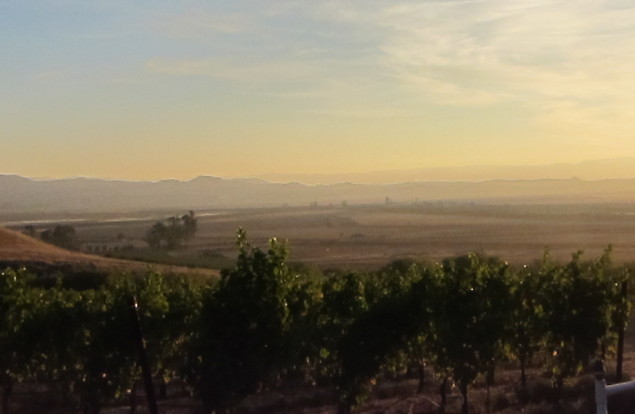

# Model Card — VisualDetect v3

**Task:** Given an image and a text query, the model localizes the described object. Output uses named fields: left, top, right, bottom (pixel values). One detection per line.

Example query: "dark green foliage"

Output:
left=337, top=272, right=430, bottom=413
left=0, top=240, right=630, bottom=414
left=145, top=222, right=166, bottom=250
left=0, top=268, right=37, bottom=413
left=186, top=229, right=294, bottom=412
left=145, top=211, right=197, bottom=250
left=508, top=265, right=545, bottom=387
left=23, top=225, right=37, bottom=238
left=71, top=282, right=138, bottom=414
left=134, top=273, right=204, bottom=399
left=430, top=254, right=513, bottom=414
left=0, top=267, right=204, bottom=414
left=283, top=272, right=324, bottom=383
left=538, top=250, right=616, bottom=390
left=40, top=225, right=78, bottom=250
left=313, top=272, right=370, bottom=384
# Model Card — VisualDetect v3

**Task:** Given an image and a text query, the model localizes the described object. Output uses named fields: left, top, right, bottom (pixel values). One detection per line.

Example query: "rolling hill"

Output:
left=0, top=227, right=218, bottom=277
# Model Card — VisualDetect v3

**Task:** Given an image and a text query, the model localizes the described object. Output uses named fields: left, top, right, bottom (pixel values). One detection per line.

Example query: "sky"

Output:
left=2, top=0, right=635, bottom=182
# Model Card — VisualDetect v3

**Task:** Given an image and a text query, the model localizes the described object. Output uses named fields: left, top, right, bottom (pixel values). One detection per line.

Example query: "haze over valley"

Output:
left=4, top=160, right=635, bottom=270
left=3, top=157, right=635, bottom=218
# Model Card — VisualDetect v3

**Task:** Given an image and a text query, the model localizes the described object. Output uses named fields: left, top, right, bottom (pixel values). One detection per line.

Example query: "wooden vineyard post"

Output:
left=616, top=280, right=628, bottom=383
left=129, top=296, right=158, bottom=414
left=595, top=360, right=608, bottom=414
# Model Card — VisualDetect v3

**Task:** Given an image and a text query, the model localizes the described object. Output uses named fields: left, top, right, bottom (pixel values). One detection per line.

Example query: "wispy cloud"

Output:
left=284, top=0, right=635, bottom=147
left=152, top=9, right=254, bottom=39
left=144, top=1, right=635, bottom=135
left=145, top=57, right=322, bottom=82
left=372, top=1, right=635, bottom=106
left=143, top=2, right=384, bottom=96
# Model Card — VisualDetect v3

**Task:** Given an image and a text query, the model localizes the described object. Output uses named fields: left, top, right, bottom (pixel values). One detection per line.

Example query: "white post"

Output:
left=595, top=360, right=608, bottom=414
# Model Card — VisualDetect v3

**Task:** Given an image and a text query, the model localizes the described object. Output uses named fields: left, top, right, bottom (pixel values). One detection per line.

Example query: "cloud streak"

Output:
left=363, top=1, right=635, bottom=104
left=146, top=57, right=321, bottom=81
left=306, top=0, right=635, bottom=147
left=147, top=2, right=635, bottom=104
left=140, top=0, right=635, bottom=146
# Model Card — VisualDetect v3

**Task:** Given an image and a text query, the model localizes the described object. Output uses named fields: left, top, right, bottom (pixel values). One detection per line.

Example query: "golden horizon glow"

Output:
left=2, top=1, right=635, bottom=183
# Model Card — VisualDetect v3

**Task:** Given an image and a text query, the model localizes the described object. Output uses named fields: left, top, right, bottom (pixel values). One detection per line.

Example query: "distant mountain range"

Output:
left=3, top=170, right=635, bottom=217
left=258, top=157, right=635, bottom=184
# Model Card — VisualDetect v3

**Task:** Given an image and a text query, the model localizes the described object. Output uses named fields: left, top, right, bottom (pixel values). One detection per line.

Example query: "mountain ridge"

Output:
left=257, top=157, right=635, bottom=184
left=3, top=173, right=635, bottom=217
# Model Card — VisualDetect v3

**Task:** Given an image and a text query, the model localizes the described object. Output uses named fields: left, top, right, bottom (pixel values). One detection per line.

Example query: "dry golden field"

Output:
left=8, top=203, right=635, bottom=271
left=0, top=227, right=219, bottom=277
left=177, top=204, right=635, bottom=268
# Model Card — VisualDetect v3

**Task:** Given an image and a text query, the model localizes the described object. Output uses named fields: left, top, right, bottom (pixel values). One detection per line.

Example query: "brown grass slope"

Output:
left=0, top=227, right=218, bottom=277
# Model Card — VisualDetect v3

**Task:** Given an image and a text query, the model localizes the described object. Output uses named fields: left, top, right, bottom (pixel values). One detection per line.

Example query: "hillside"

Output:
left=0, top=227, right=218, bottom=277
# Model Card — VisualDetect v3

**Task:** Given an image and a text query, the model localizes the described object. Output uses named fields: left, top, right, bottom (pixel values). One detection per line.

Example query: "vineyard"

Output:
left=0, top=229, right=631, bottom=414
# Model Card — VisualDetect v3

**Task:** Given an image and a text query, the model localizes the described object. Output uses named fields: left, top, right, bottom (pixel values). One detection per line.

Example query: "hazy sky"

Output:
left=2, top=0, right=635, bottom=181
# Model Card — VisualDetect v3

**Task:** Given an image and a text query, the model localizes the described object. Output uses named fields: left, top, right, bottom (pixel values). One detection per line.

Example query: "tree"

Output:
left=23, top=226, right=37, bottom=238
left=507, top=264, right=545, bottom=388
left=21, top=283, right=86, bottom=411
left=366, top=260, right=433, bottom=393
left=186, top=229, right=293, bottom=413
left=312, top=272, right=370, bottom=387
left=145, top=222, right=167, bottom=250
left=133, top=273, right=204, bottom=401
left=164, top=216, right=183, bottom=250
left=145, top=211, right=197, bottom=250
left=539, top=249, right=615, bottom=391
left=0, top=270, right=85, bottom=414
left=606, top=267, right=631, bottom=382
left=336, top=270, right=430, bottom=414
left=280, top=270, right=324, bottom=386
left=181, top=210, right=197, bottom=242
left=0, top=268, right=38, bottom=414
left=429, top=255, right=512, bottom=414
left=70, top=282, right=138, bottom=414
left=40, top=225, right=78, bottom=250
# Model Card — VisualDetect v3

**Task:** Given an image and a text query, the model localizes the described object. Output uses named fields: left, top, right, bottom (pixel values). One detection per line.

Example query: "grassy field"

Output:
left=19, top=202, right=635, bottom=271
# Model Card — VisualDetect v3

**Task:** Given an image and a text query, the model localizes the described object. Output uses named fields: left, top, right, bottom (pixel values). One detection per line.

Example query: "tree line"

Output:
left=25, top=211, right=198, bottom=252
left=0, top=230, right=630, bottom=414
left=24, top=224, right=79, bottom=250
left=145, top=211, right=197, bottom=250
